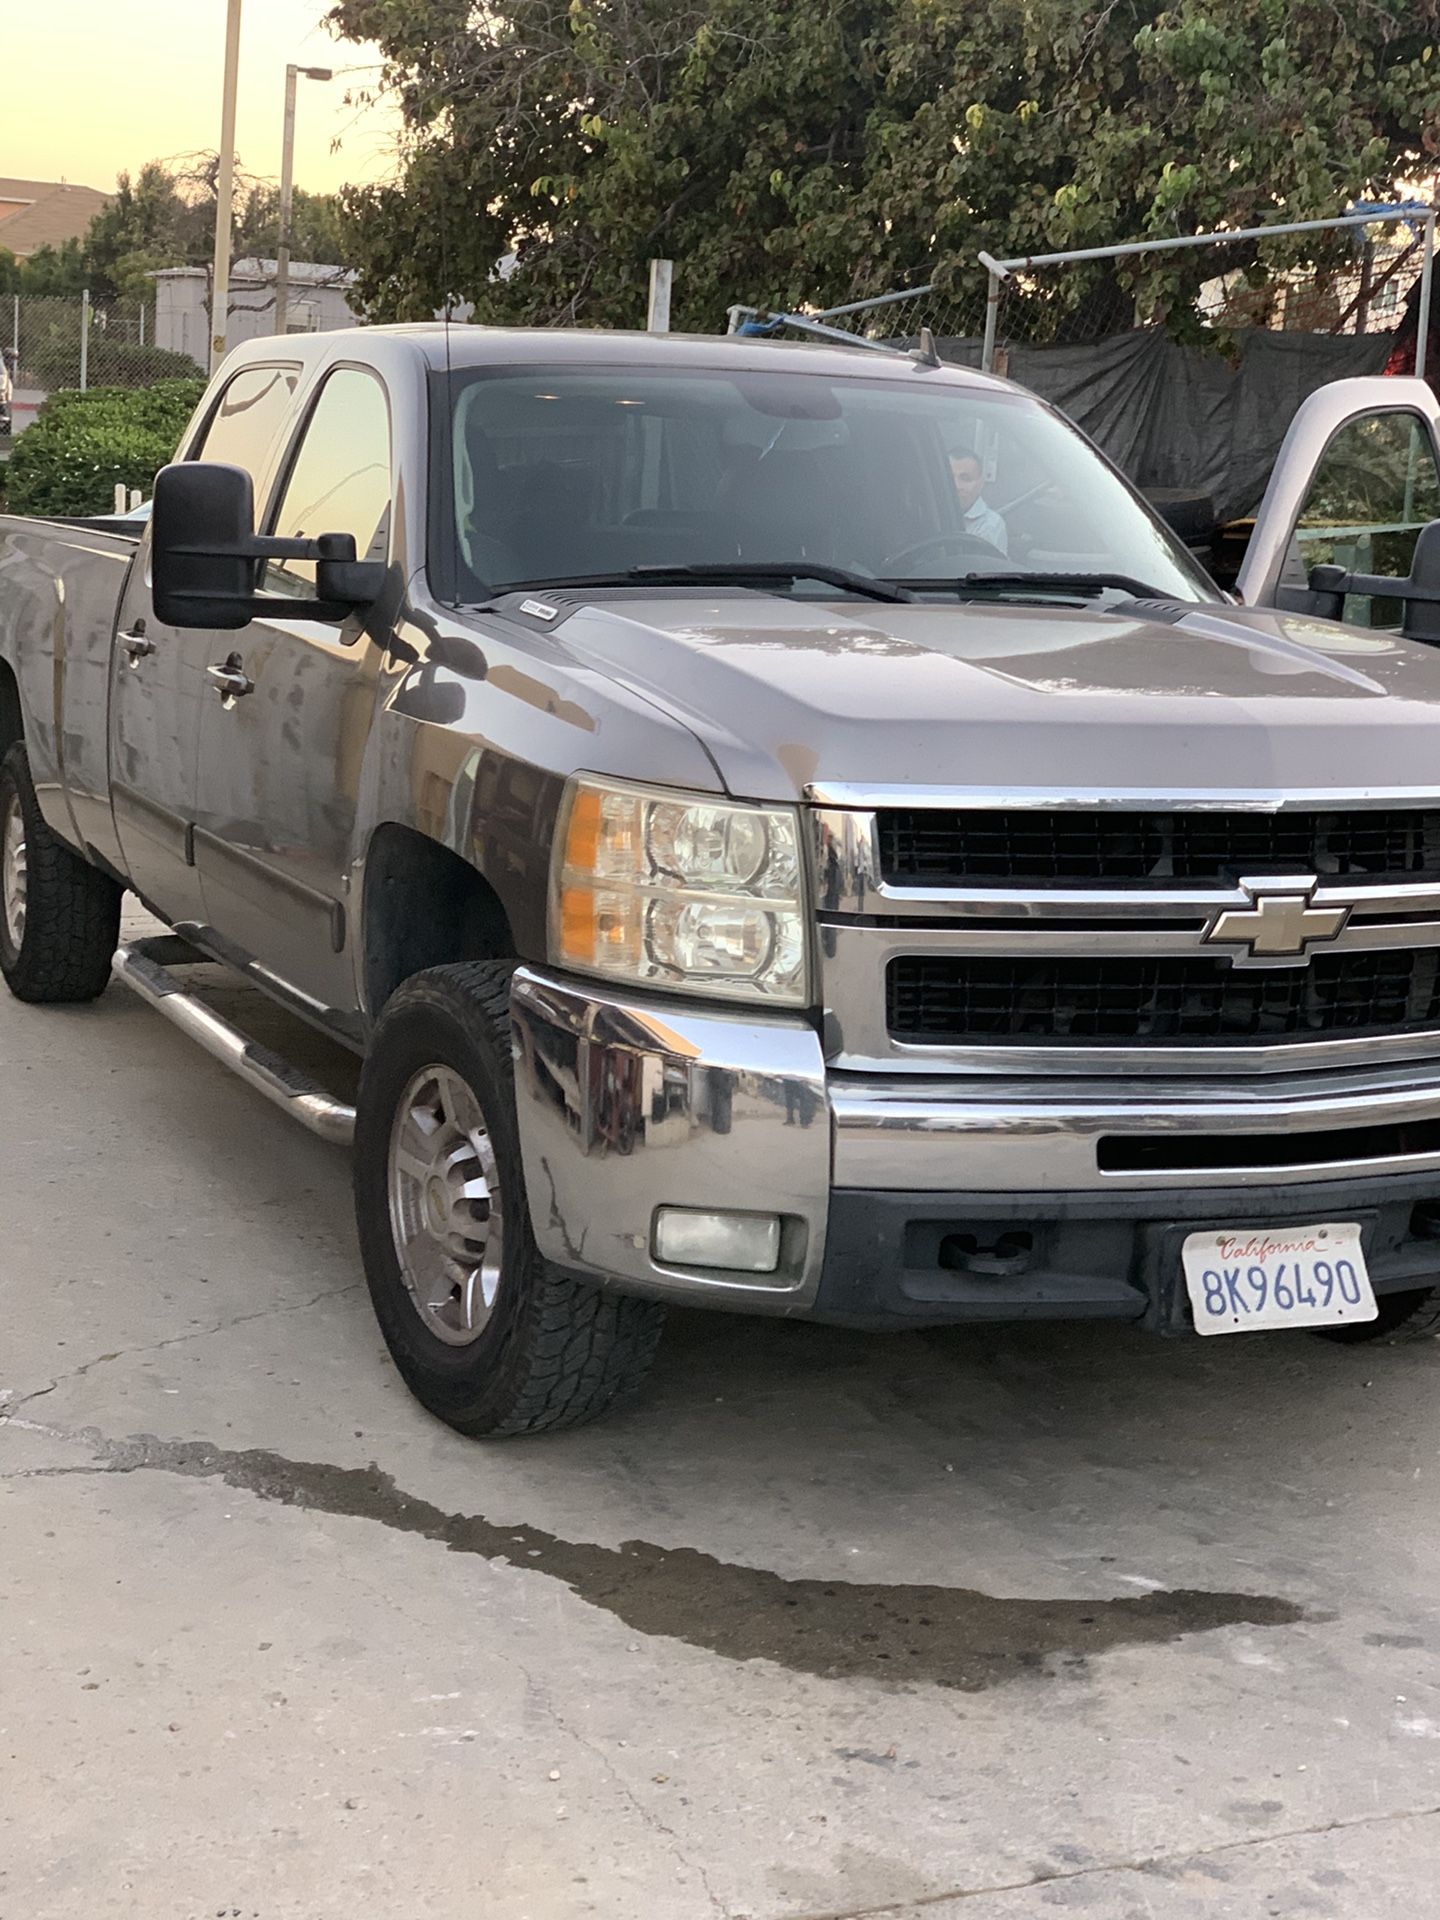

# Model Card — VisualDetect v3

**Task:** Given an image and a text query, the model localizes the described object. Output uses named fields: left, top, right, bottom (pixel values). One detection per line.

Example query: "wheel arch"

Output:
left=360, top=821, right=517, bottom=1021
left=0, top=657, right=23, bottom=757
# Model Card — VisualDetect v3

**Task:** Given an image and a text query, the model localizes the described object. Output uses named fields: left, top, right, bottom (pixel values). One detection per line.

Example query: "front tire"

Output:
left=353, top=961, right=665, bottom=1436
left=0, top=742, right=122, bottom=1004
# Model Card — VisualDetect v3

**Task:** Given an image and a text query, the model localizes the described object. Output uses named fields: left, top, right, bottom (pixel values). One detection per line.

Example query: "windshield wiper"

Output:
left=498, top=564, right=913, bottom=604
left=632, top=562, right=913, bottom=603
left=893, top=570, right=1170, bottom=601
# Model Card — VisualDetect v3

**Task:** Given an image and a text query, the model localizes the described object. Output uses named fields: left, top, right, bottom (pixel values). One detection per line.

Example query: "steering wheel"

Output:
left=880, top=531, right=1007, bottom=573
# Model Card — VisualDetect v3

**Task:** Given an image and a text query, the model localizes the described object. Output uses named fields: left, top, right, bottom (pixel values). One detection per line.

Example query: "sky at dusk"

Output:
left=7, top=1, right=400, bottom=199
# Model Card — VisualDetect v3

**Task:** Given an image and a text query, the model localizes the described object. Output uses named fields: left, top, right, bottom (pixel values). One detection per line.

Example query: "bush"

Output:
left=5, top=381, right=205, bottom=518
left=26, top=335, right=202, bottom=391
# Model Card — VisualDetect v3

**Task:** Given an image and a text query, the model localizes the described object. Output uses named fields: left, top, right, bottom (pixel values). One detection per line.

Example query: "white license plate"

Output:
left=1182, top=1222, right=1377, bottom=1335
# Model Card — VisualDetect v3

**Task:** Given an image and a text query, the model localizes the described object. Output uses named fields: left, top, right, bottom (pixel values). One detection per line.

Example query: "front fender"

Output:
left=363, top=600, right=723, bottom=963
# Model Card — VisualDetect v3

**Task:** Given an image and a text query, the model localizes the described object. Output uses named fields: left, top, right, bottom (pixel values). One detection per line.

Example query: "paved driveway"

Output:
left=3, top=920, right=1440, bottom=1918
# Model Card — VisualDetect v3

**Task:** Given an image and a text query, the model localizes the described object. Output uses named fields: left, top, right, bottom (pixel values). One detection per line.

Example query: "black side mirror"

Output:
left=1303, top=519, right=1440, bottom=643
left=151, top=461, right=387, bottom=630
left=152, top=462, right=259, bottom=629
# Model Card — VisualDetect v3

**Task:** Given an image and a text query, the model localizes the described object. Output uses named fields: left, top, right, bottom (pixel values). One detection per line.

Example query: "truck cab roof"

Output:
left=221, top=321, right=1015, bottom=393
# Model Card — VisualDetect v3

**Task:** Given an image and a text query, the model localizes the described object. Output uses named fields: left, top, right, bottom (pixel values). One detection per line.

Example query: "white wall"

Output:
left=154, top=267, right=360, bottom=366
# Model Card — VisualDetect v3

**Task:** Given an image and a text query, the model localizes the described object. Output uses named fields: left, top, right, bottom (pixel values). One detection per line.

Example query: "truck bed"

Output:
left=0, top=513, right=139, bottom=874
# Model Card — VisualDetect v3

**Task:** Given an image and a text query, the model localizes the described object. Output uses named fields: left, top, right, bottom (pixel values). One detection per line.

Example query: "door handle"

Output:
left=119, top=627, right=155, bottom=662
left=207, top=661, right=255, bottom=701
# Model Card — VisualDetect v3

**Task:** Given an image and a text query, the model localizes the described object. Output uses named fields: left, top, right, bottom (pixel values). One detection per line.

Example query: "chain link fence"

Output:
left=977, top=212, right=1433, bottom=371
left=4, top=293, right=207, bottom=444
left=728, top=207, right=1435, bottom=378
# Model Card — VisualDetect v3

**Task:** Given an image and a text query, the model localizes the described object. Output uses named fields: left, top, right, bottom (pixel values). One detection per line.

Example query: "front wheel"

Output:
left=0, top=742, right=122, bottom=1004
left=352, top=961, right=665, bottom=1436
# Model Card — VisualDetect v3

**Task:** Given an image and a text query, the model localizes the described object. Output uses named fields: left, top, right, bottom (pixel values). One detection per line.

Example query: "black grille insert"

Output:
left=1100, top=1121, right=1440, bottom=1173
left=887, top=951, right=1440, bottom=1046
left=877, top=809, right=1440, bottom=887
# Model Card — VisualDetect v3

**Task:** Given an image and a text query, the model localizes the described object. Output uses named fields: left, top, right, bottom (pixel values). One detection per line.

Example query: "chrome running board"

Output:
left=112, top=938, right=356, bottom=1148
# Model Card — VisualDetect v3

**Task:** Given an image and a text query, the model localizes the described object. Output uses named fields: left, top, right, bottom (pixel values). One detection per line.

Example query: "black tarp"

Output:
left=934, top=327, right=1394, bottom=523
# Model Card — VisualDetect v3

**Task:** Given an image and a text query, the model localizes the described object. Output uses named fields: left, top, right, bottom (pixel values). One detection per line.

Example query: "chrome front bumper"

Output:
left=510, top=969, right=832, bottom=1311
left=510, top=967, right=1440, bottom=1314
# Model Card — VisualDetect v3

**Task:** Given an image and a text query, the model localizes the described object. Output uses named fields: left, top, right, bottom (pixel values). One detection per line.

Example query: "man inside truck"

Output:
left=948, top=448, right=1008, bottom=555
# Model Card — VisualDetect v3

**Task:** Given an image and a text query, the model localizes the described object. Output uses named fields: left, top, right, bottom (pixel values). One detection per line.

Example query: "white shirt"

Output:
left=963, top=496, right=1007, bottom=555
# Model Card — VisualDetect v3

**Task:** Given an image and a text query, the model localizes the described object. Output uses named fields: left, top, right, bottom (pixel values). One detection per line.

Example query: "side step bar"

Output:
left=112, top=939, right=357, bottom=1148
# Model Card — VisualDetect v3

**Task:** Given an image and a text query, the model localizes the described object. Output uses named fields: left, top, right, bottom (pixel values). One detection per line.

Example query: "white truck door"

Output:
left=1237, top=375, right=1440, bottom=633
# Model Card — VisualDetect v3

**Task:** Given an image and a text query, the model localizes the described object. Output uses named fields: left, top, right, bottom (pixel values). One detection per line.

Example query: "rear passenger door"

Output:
left=1239, top=376, right=1440, bottom=629
left=190, top=364, right=394, bottom=1022
left=110, top=362, right=298, bottom=928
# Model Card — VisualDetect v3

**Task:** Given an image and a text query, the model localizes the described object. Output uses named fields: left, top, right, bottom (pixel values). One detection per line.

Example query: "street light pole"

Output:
left=275, top=63, right=333, bottom=337
left=211, top=0, right=243, bottom=373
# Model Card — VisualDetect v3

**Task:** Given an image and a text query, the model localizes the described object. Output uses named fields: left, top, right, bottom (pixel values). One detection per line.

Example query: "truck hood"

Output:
left=546, top=592, right=1440, bottom=801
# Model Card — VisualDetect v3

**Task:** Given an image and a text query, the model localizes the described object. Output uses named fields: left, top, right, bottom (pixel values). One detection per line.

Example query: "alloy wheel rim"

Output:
left=386, top=1063, right=504, bottom=1347
left=2, top=791, right=26, bottom=953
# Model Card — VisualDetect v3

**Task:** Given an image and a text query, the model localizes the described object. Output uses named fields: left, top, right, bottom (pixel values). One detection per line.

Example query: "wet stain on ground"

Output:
left=57, top=1432, right=1308, bottom=1691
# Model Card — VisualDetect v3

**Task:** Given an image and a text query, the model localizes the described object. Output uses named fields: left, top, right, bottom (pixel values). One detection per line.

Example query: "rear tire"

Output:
left=1314, top=1286, right=1440, bottom=1345
left=353, top=961, right=665, bottom=1436
left=0, top=742, right=122, bottom=1004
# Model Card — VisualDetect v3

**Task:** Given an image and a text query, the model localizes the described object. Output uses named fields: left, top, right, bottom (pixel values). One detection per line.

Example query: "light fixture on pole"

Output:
left=275, top=63, right=334, bottom=337
left=211, top=0, right=244, bottom=373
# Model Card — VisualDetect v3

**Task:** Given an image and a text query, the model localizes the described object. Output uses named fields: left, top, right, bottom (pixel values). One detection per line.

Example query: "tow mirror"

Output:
left=1303, top=520, right=1440, bottom=644
left=150, top=461, right=386, bottom=630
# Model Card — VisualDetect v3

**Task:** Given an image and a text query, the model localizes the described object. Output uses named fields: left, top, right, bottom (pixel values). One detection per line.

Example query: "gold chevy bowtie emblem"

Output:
left=1205, top=880, right=1350, bottom=962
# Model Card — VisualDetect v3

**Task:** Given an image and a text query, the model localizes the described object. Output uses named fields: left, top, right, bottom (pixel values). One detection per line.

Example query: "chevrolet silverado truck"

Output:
left=4, top=330, right=1440, bottom=1437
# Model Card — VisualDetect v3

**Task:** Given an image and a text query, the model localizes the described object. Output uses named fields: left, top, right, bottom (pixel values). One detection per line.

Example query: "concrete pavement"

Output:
left=3, top=919, right=1440, bottom=1918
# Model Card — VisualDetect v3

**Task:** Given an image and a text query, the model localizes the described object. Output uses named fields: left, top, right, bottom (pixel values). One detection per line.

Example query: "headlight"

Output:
left=550, top=776, right=811, bottom=1005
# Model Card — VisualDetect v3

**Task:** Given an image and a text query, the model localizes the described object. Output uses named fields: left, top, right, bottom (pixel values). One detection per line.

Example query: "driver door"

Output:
left=1237, top=376, right=1440, bottom=631
left=189, top=364, right=393, bottom=1023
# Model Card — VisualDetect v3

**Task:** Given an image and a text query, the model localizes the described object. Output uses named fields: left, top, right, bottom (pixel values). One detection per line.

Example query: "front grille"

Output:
left=887, top=951, right=1440, bottom=1046
left=877, top=808, right=1440, bottom=887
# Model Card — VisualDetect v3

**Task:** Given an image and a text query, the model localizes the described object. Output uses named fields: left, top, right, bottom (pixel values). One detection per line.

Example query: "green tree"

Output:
left=236, top=185, right=348, bottom=266
left=17, top=240, right=88, bottom=296
left=82, top=163, right=199, bottom=298
left=79, top=159, right=348, bottom=298
left=326, top=0, right=1440, bottom=335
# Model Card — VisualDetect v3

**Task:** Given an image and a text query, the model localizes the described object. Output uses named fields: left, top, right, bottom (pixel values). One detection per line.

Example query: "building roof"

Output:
left=153, top=259, right=356, bottom=288
left=0, top=178, right=110, bottom=259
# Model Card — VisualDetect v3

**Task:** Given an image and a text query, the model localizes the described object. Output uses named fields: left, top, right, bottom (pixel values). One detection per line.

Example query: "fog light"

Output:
left=653, top=1207, right=782, bottom=1273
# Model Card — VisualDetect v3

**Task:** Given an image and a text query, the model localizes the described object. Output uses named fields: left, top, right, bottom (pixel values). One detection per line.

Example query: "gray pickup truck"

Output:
left=5, top=328, right=1440, bottom=1436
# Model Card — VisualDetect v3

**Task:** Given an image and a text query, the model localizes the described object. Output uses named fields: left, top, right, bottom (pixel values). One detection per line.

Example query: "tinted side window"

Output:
left=193, top=364, right=300, bottom=495
left=1292, top=411, right=1440, bottom=628
left=265, top=368, right=392, bottom=596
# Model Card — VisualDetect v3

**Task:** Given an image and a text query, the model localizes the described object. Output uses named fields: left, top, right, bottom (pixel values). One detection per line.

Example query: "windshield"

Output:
left=437, top=363, right=1214, bottom=605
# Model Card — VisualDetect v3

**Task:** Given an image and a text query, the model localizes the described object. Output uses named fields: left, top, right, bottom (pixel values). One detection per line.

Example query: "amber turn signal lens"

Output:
left=563, top=786, right=602, bottom=876
left=558, top=885, right=595, bottom=962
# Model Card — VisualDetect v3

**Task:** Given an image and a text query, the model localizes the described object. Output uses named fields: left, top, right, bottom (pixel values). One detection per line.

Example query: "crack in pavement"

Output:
left=788, top=1800, right=1440, bottom=1918
left=0, top=1423, right=1313, bottom=1694
left=0, top=1283, right=363, bottom=1418
left=333, top=1541, right=720, bottom=1905
left=508, top=1649, right=728, bottom=1918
